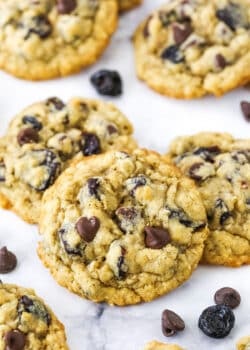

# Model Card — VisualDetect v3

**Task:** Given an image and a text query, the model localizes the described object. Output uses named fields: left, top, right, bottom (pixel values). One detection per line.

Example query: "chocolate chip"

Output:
left=241, top=101, right=250, bottom=122
left=0, top=162, right=6, bottom=182
left=167, top=207, right=206, bottom=232
left=26, top=15, right=52, bottom=39
left=215, top=54, right=227, bottom=70
left=46, top=97, right=66, bottom=111
left=18, top=295, right=51, bottom=326
left=116, top=207, right=137, bottom=221
left=188, top=162, right=205, bottom=181
left=159, top=10, right=178, bottom=27
left=215, top=199, right=232, bottom=225
left=162, top=310, right=185, bottom=337
left=76, top=217, right=100, bottom=242
left=0, top=247, right=17, bottom=274
left=90, top=70, right=123, bottom=97
left=57, top=0, right=76, bottom=14
left=128, top=175, right=147, bottom=196
left=107, top=125, right=118, bottom=135
left=82, top=133, right=101, bottom=156
left=117, top=247, right=127, bottom=280
left=216, top=3, right=244, bottom=31
left=22, top=116, right=43, bottom=131
left=5, top=330, right=26, bottom=350
left=161, top=45, right=184, bottom=64
left=173, top=22, right=192, bottom=45
left=59, top=228, right=81, bottom=255
left=214, top=287, right=241, bottom=309
left=87, top=178, right=100, bottom=199
left=143, top=15, right=153, bottom=38
left=144, top=226, right=171, bottom=249
left=193, top=146, right=221, bottom=162
left=17, top=128, right=39, bottom=146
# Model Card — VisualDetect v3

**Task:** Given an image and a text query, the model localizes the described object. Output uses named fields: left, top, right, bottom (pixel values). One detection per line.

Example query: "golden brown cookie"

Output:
left=119, top=0, right=143, bottom=12
left=237, top=336, right=250, bottom=350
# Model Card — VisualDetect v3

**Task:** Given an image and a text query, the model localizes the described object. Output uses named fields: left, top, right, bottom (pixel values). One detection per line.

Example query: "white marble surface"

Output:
left=0, top=1, right=250, bottom=349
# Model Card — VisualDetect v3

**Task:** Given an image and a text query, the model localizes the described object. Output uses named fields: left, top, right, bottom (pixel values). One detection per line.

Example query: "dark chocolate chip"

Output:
left=82, top=133, right=101, bottom=156
left=193, top=146, right=221, bottom=162
left=168, top=207, right=206, bottom=232
left=161, top=45, right=184, bottom=64
left=116, top=207, right=137, bottom=221
left=144, top=226, right=171, bottom=249
left=215, top=199, right=232, bottom=225
left=22, top=116, right=43, bottom=131
left=117, top=248, right=127, bottom=280
left=215, top=54, right=227, bottom=70
left=0, top=247, right=17, bottom=274
left=87, top=178, right=100, bottom=199
left=58, top=228, right=81, bottom=255
left=241, top=101, right=250, bottom=122
left=57, top=0, right=77, bottom=14
left=5, top=330, right=26, bottom=350
left=162, top=309, right=185, bottom=337
left=18, top=295, right=51, bottom=326
left=46, top=97, right=66, bottom=111
left=17, top=128, right=39, bottom=146
left=90, top=70, right=123, bottom=97
left=26, top=15, right=52, bottom=39
left=0, top=162, right=6, bottom=182
left=173, top=22, right=192, bottom=45
left=107, top=125, right=118, bottom=135
left=188, top=162, right=205, bottom=181
left=214, top=287, right=241, bottom=309
left=129, top=175, right=147, bottom=196
left=76, top=217, right=100, bottom=242
left=198, top=305, right=235, bottom=338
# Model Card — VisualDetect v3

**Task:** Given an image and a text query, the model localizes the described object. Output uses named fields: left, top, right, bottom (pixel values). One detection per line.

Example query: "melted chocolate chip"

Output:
left=214, top=287, right=241, bottom=309
left=145, top=226, right=171, bottom=249
left=46, top=97, right=66, bottom=111
left=5, top=330, right=26, bottom=350
left=26, top=15, right=52, bottom=39
left=22, top=116, right=43, bottom=131
left=168, top=207, right=206, bottom=232
left=162, top=310, right=185, bottom=337
left=129, top=175, right=147, bottom=196
left=215, top=199, right=232, bottom=225
left=173, top=22, right=192, bottom=45
left=107, top=125, right=118, bottom=135
left=117, top=248, right=127, bottom=280
left=188, top=162, right=205, bottom=181
left=0, top=162, right=6, bottom=182
left=87, top=178, right=100, bottom=199
left=59, top=228, right=81, bottom=255
left=0, top=247, right=17, bottom=274
left=215, top=54, right=227, bottom=70
left=241, top=101, right=250, bottom=122
left=18, top=295, right=51, bottom=326
left=161, top=45, right=184, bottom=64
left=76, top=217, right=100, bottom=242
left=57, top=0, right=77, bottom=14
left=216, top=3, right=245, bottom=31
left=17, top=128, right=39, bottom=146
left=82, top=133, right=101, bottom=156
left=193, top=146, right=221, bottom=162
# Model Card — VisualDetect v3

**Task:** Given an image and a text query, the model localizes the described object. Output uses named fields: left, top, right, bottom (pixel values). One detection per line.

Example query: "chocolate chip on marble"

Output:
left=162, top=309, right=185, bottom=337
left=145, top=226, right=171, bottom=249
left=241, top=101, right=250, bottom=122
left=22, top=116, right=43, bottom=131
left=87, top=178, right=100, bottom=199
left=57, top=0, right=77, bottom=14
left=173, top=22, right=192, bottom=45
left=76, top=217, right=100, bottom=242
left=46, top=97, right=66, bottom=111
left=214, top=54, right=227, bottom=70
left=90, top=70, right=123, bottom=97
left=214, top=287, right=241, bottom=309
left=0, top=162, right=6, bottom=182
left=17, top=128, right=39, bottom=146
left=81, top=133, right=101, bottom=156
left=161, top=45, right=184, bottom=64
left=0, top=247, right=17, bottom=274
left=5, top=330, right=26, bottom=350
left=18, top=295, right=51, bottom=326
left=26, top=15, right=52, bottom=39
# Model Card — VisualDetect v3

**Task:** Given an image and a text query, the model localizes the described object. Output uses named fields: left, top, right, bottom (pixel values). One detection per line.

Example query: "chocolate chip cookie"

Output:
left=38, top=149, right=208, bottom=306
left=0, top=0, right=118, bottom=80
left=237, top=336, right=250, bottom=350
left=133, top=0, right=250, bottom=99
left=119, top=0, right=142, bottom=12
left=0, top=283, right=68, bottom=350
left=144, top=341, right=184, bottom=350
left=0, top=97, right=136, bottom=224
left=168, top=132, right=250, bottom=267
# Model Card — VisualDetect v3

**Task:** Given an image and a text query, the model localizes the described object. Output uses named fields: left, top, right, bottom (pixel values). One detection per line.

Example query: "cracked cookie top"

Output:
left=0, top=97, right=136, bottom=224
left=133, top=0, right=250, bottom=98
left=0, top=283, right=68, bottom=350
left=168, top=132, right=250, bottom=267
left=38, top=149, right=208, bottom=306
left=0, top=0, right=118, bottom=80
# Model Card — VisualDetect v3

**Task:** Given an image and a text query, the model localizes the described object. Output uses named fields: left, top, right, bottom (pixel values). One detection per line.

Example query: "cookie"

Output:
left=168, top=132, right=250, bottom=267
left=0, top=97, right=136, bottom=224
left=0, top=283, right=68, bottom=350
left=237, top=336, right=250, bottom=350
left=133, top=0, right=250, bottom=99
left=144, top=341, right=184, bottom=350
left=38, top=149, right=208, bottom=306
left=0, top=0, right=118, bottom=80
left=119, top=0, right=142, bottom=12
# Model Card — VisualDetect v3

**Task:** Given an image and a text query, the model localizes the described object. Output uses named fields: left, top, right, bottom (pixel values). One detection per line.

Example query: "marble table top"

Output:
left=0, top=1, right=250, bottom=349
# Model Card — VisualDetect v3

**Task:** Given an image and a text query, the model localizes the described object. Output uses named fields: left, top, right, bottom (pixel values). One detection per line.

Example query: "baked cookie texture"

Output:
left=133, top=0, right=250, bottom=99
left=0, top=283, right=68, bottom=350
left=0, top=0, right=118, bottom=80
left=144, top=341, right=184, bottom=350
left=168, top=132, right=250, bottom=267
left=38, top=149, right=208, bottom=306
left=119, top=0, right=143, bottom=12
left=237, top=336, right=250, bottom=350
left=0, top=97, right=136, bottom=224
